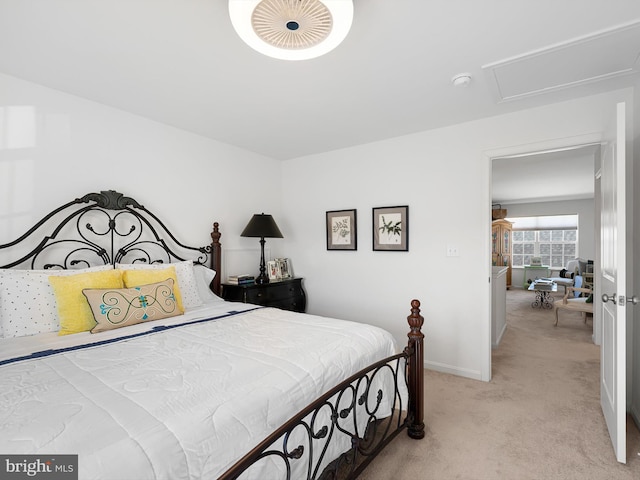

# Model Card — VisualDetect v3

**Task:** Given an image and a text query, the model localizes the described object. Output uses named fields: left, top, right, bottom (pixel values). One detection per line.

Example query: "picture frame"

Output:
left=326, top=209, right=357, bottom=251
left=276, top=258, right=291, bottom=279
left=267, top=260, right=280, bottom=280
left=372, top=206, right=408, bottom=251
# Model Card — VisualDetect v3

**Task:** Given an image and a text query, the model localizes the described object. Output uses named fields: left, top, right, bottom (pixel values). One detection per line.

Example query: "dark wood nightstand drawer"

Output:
left=222, top=278, right=306, bottom=313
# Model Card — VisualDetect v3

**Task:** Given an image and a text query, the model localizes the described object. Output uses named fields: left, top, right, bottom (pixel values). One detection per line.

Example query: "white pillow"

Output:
left=0, top=264, right=114, bottom=338
left=116, top=260, right=203, bottom=309
left=193, top=264, right=224, bottom=303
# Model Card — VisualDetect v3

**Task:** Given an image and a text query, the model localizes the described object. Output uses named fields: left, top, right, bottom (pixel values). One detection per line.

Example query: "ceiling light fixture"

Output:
left=451, top=73, right=472, bottom=87
left=229, top=0, right=354, bottom=61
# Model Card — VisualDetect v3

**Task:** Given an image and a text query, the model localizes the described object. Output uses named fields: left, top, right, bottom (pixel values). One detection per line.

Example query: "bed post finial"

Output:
left=210, top=222, right=222, bottom=296
left=407, top=299, right=425, bottom=439
left=408, top=299, right=424, bottom=338
left=211, top=222, right=221, bottom=245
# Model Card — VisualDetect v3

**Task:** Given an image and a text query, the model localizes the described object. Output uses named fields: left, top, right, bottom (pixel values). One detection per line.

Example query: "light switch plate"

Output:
left=446, top=245, right=459, bottom=257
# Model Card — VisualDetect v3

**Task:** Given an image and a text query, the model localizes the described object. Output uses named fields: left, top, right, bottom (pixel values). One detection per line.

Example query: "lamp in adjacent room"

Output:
left=241, top=213, right=283, bottom=284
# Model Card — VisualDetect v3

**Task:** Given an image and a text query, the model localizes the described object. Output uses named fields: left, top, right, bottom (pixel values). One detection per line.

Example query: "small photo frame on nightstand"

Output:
left=276, top=258, right=292, bottom=279
left=267, top=260, right=280, bottom=280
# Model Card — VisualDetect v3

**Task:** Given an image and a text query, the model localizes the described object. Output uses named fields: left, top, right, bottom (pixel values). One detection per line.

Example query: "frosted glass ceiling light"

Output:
left=229, top=0, right=354, bottom=60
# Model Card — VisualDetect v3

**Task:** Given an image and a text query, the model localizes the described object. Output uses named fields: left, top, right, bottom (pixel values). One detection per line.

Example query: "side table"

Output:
left=221, top=277, right=306, bottom=313
left=528, top=281, right=557, bottom=309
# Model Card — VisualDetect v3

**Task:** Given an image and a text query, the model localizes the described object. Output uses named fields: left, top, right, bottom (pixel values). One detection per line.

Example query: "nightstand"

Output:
left=221, top=277, right=306, bottom=313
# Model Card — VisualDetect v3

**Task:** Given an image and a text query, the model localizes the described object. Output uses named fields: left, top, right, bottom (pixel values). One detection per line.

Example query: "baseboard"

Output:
left=492, top=323, right=508, bottom=348
left=425, top=360, right=483, bottom=381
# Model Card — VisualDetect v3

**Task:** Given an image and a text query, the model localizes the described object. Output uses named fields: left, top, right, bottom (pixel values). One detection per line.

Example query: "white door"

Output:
left=599, top=102, right=626, bottom=464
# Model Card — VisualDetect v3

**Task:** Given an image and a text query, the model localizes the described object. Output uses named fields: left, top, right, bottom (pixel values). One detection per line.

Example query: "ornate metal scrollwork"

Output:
left=0, top=190, right=211, bottom=270
left=79, top=190, right=142, bottom=210
left=219, top=354, right=408, bottom=480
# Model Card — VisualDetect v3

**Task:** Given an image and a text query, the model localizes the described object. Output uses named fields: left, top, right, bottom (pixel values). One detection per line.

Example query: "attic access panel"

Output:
left=483, top=21, right=640, bottom=102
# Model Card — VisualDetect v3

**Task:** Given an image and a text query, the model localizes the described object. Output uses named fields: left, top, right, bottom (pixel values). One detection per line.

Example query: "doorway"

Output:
left=487, top=136, right=640, bottom=463
left=485, top=136, right=603, bottom=383
left=490, top=143, right=600, bottom=342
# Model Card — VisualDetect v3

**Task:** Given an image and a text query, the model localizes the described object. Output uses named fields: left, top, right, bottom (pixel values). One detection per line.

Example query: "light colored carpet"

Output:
left=361, top=288, right=640, bottom=480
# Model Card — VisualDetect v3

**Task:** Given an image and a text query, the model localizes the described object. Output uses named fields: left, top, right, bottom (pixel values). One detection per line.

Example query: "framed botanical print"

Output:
left=326, top=209, right=357, bottom=251
left=372, top=206, right=408, bottom=251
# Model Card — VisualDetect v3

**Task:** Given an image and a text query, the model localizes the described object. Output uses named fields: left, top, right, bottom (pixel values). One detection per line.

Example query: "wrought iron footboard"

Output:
left=220, top=300, right=425, bottom=480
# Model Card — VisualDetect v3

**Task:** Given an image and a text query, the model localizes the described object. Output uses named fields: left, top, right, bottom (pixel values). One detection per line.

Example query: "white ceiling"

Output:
left=491, top=145, right=599, bottom=205
left=1, top=1, right=639, bottom=170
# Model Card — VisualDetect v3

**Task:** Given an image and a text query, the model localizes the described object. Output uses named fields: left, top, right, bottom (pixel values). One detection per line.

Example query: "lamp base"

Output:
left=256, top=236, right=270, bottom=285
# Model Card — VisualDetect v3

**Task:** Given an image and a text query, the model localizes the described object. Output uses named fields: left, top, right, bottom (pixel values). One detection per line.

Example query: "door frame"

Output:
left=484, top=132, right=603, bottom=381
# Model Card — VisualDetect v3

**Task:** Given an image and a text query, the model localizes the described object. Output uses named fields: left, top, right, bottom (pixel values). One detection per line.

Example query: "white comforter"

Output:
left=0, top=301, right=401, bottom=480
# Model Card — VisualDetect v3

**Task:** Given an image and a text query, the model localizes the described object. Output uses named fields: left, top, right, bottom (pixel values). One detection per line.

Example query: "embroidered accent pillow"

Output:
left=83, top=279, right=183, bottom=333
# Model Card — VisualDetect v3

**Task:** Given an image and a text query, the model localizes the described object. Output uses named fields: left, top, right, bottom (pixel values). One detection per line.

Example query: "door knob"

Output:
left=602, top=294, right=638, bottom=305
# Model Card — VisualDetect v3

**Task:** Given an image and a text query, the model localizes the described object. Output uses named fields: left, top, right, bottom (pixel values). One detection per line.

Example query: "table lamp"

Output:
left=240, top=213, right=283, bottom=284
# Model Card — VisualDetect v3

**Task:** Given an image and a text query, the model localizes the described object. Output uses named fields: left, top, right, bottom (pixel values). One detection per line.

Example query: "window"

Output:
left=509, top=215, right=578, bottom=268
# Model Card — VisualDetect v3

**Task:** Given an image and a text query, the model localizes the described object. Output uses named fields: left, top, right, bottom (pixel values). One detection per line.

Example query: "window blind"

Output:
left=506, top=214, right=578, bottom=231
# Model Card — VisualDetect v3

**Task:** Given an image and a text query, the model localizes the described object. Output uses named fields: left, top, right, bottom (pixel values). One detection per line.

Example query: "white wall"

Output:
left=1, top=72, right=634, bottom=386
left=0, top=73, right=284, bottom=277
left=503, top=199, right=595, bottom=288
left=282, top=89, right=633, bottom=381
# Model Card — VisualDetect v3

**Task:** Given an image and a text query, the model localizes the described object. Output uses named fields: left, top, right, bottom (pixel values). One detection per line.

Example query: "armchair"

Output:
left=554, top=283, right=593, bottom=326
left=548, top=259, right=580, bottom=294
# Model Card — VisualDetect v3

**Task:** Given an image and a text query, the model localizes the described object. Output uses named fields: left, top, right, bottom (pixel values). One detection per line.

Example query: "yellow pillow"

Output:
left=50, top=269, right=124, bottom=336
left=122, top=266, right=184, bottom=312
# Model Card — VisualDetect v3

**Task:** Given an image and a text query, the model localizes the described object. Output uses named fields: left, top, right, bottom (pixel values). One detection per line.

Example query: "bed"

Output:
left=0, top=190, right=424, bottom=479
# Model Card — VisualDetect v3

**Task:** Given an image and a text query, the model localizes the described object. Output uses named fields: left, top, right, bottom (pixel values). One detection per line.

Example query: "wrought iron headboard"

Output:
left=0, top=190, right=218, bottom=277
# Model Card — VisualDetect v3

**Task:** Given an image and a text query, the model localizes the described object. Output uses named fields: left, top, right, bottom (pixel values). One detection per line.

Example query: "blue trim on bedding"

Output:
left=0, top=307, right=262, bottom=367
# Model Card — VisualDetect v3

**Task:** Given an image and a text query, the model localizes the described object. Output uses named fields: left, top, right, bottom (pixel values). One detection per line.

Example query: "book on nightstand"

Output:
left=227, top=274, right=255, bottom=285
